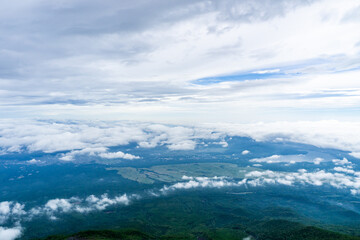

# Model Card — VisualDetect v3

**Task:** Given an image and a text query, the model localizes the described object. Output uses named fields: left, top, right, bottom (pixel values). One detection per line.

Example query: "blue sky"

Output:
left=0, top=0, right=360, bottom=123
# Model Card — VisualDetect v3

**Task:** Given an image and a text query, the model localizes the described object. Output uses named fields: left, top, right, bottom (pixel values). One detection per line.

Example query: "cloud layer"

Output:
left=0, top=0, right=359, bottom=122
left=2, top=120, right=360, bottom=162
left=0, top=120, right=223, bottom=159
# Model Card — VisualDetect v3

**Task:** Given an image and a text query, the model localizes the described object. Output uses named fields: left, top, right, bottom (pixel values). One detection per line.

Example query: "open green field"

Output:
left=107, top=163, right=259, bottom=184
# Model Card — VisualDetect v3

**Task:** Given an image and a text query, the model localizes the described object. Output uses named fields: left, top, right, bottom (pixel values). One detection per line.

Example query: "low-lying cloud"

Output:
left=2, top=120, right=360, bottom=162
left=1, top=193, right=134, bottom=225
left=0, top=226, right=22, bottom=240
left=0, top=120, right=224, bottom=161
left=208, top=120, right=360, bottom=153
left=59, top=147, right=140, bottom=161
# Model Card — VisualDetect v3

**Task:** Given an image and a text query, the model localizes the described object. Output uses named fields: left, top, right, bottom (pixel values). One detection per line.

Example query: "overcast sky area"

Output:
left=1, top=0, right=360, bottom=123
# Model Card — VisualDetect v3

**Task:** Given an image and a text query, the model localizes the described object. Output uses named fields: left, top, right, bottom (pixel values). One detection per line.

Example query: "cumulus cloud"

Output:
left=245, top=169, right=360, bottom=195
left=26, top=159, right=42, bottom=164
left=209, top=121, right=360, bottom=153
left=313, top=157, right=323, bottom=165
left=40, top=193, right=132, bottom=217
left=160, top=175, right=245, bottom=193
left=1, top=193, right=133, bottom=226
left=0, top=120, right=223, bottom=159
left=0, top=226, right=22, bottom=240
left=332, top=158, right=352, bottom=166
left=98, top=151, right=140, bottom=160
left=158, top=167, right=360, bottom=196
left=59, top=147, right=140, bottom=161
left=0, top=202, right=25, bottom=224
left=242, top=150, right=250, bottom=155
left=334, top=167, right=355, bottom=175
left=59, top=147, right=108, bottom=161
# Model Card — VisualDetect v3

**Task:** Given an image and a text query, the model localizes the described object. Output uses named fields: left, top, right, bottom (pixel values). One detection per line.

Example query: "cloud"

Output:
left=313, top=157, right=323, bottom=165
left=209, top=121, right=360, bottom=152
left=59, top=147, right=140, bottom=161
left=3, top=120, right=360, bottom=161
left=40, top=193, right=132, bottom=217
left=242, top=150, right=250, bottom=155
left=0, top=226, right=22, bottom=240
left=167, top=140, right=197, bottom=150
left=349, top=152, right=360, bottom=159
left=59, top=147, right=108, bottom=161
left=0, top=202, right=25, bottom=225
left=332, top=158, right=352, bottom=166
left=157, top=167, right=360, bottom=196
left=249, top=154, right=308, bottom=164
left=1, top=193, right=134, bottom=226
left=98, top=151, right=140, bottom=160
left=160, top=176, right=245, bottom=192
left=334, top=167, right=355, bottom=175
left=0, top=0, right=359, bottom=123
left=26, top=159, right=42, bottom=164
left=0, top=120, right=223, bottom=159
left=245, top=169, right=360, bottom=195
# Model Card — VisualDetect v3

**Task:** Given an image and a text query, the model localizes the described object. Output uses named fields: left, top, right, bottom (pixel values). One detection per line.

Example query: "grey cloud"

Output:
left=341, top=5, right=360, bottom=23
left=3, top=0, right=357, bottom=121
left=0, top=0, right=315, bottom=79
left=213, top=0, right=315, bottom=22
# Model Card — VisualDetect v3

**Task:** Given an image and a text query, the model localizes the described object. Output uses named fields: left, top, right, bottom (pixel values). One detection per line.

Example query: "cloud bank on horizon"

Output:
left=0, top=0, right=359, bottom=122
left=1, top=119, right=360, bottom=159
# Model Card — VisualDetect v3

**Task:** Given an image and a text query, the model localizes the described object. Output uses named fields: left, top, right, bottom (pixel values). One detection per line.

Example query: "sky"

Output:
left=1, top=0, right=360, bottom=123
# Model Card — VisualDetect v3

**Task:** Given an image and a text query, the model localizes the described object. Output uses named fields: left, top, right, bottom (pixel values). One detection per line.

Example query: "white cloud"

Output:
left=208, top=121, right=360, bottom=153
left=99, top=151, right=140, bottom=160
left=349, top=152, right=360, bottom=159
left=242, top=150, right=250, bottom=155
left=0, top=202, right=25, bottom=225
left=0, top=0, right=359, bottom=123
left=334, top=167, right=355, bottom=174
left=167, top=140, right=197, bottom=150
left=0, top=120, right=222, bottom=158
left=212, top=141, right=228, bottom=148
left=59, top=147, right=140, bottom=161
left=26, top=159, right=42, bottom=164
left=1, top=193, right=133, bottom=226
left=3, top=120, right=360, bottom=162
left=158, top=167, right=360, bottom=196
left=249, top=154, right=307, bottom=164
left=245, top=169, right=360, bottom=194
left=40, top=193, right=132, bottom=217
left=0, top=226, right=22, bottom=240
left=45, top=199, right=73, bottom=213
left=160, top=176, right=244, bottom=192
left=59, top=147, right=108, bottom=161
left=313, top=157, right=323, bottom=165
left=332, top=158, right=352, bottom=165
left=252, top=69, right=280, bottom=74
